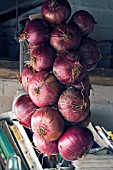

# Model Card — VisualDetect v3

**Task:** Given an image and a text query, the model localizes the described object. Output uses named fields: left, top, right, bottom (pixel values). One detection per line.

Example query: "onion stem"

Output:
left=34, top=72, right=50, bottom=95
left=50, top=0, right=57, bottom=8
left=38, top=126, right=45, bottom=136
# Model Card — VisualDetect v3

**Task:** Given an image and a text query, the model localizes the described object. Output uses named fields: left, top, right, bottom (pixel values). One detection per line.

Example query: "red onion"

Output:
left=74, top=73, right=91, bottom=97
left=50, top=23, right=81, bottom=53
left=70, top=10, right=96, bottom=36
left=41, top=0, right=71, bottom=25
left=14, top=94, right=37, bottom=128
left=33, top=133, right=58, bottom=155
left=80, top=110, right=91, bottom=127
left=58, top=125, right=94, bottom=161
left=30, top=45, right=56, bottom=71
left=31, top=107, right=65, bottom=141
left=58, top=88, right=90, bottom=123
left=28, top=71, right=62, bottom=107
left=53, top=50, right=86, bottom=85
left=78, top=37, right=100, bottom=71
left=25, top=18, right=51, bottom=46
left=21, top=64, right=36, bottom=92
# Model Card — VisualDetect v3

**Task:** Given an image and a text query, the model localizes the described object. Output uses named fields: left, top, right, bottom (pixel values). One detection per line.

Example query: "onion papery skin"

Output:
left=14, top=94, right=37, bottom=128
left=33, top=133, right=58, bottom=155
left=25, top=18, right=51, bottom=46
left=21, top=64, right=37, bottom=92
left=80, top=110, right=91, bottom=127
left=74, top=73, right=91, bottom=97
left=50, top=23, right=81, bottom=53
left=70, top=10, right=96, bottom=36
left=41, top=0, right=71, bottom=25
left=58, top=125, right=94, bottom=161
left=28, top=71, right=62, bottom=107
left=78, top=37, right=100, bottom=71
left=31, top=107, right=65, bottom=141
left=58, top=88, right=90, bottom=123
left=30, top=45, right=56, bottom=71
left=53, top=50, right=87, bottom=85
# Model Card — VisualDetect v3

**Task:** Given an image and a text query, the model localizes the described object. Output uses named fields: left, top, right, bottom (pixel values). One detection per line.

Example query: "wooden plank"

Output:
left=0, top=68, right=19, bottom=79
left=89, top=76, right=113, bottom=86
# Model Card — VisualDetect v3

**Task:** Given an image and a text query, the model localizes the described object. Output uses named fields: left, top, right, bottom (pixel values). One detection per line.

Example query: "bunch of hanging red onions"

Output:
left=14, top=0, right=99, bottom=162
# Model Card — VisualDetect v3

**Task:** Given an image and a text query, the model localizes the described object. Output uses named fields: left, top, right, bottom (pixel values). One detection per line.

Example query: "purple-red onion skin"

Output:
left=28, top=71, right=62, bottom=107
left=80, top=110, right=91, bottom=127
left=74, top=74, right=91, bottom=97
left=58, top=125, right=94, bottom=161
left=14, top=94, right=37, bottom=128
left=30, top=45, right=56, bottom=71
left=78, top=37, right=100, bottom=71
left=33, top=133, right=58, bottom=155
left=21, top=64, right=36, bottom=92
left=58, top=88, right=90, bottom=123
left=41, top=0, right=71, bottom=25
left=25, top=18, right=51, bottom=46
left=31, top=107, right=65, bottom=141
left=50, top=23, right=81, bottom=53
left=70, top=10, right=96, bottom=36
left=53, top=50, right=86, bottom=85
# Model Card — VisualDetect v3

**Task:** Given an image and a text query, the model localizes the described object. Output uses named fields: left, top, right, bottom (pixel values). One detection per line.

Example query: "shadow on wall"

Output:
left=0, top=79, right=21, bottom=113
left=90, top=85, right=113, bottom=131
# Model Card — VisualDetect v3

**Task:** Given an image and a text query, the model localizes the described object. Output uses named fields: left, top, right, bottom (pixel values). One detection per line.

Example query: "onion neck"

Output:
left=35, top=88, right=39, bottom=94
left=71, top=100, right=87, bottom=110
left=71, top=63, right=82, bottom=82
left=50, top=0, right=57, bottom=9
left=34, top=72, right=50, bottom=95
left=30, top=56, right=36, bottom=67
left=62, top=32, right=72, bottom=40
left=38, top=126, right=46, bottom=136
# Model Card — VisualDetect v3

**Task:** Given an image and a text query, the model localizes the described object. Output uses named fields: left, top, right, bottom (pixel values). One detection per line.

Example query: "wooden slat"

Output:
left=89, top=76, right=113, bottom=86
left=0, top=68, right=19, bottom=79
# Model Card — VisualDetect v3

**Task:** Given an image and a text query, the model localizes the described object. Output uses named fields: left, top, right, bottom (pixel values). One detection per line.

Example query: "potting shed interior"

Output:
left=0, top=0, right=113, bottom=170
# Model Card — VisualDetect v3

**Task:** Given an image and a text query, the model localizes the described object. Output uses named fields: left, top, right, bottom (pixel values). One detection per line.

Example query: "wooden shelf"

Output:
left=0, top=68, right=19, bottom=79
left=89, top=76, right=113, bottom=86
left=89, top=68, right=113, bottom=86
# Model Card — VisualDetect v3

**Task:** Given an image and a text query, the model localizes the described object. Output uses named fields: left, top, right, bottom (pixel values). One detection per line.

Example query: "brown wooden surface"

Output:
left=89, top=76, right=113, bottom=86
left=0, top=68, right=19, bottom=79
